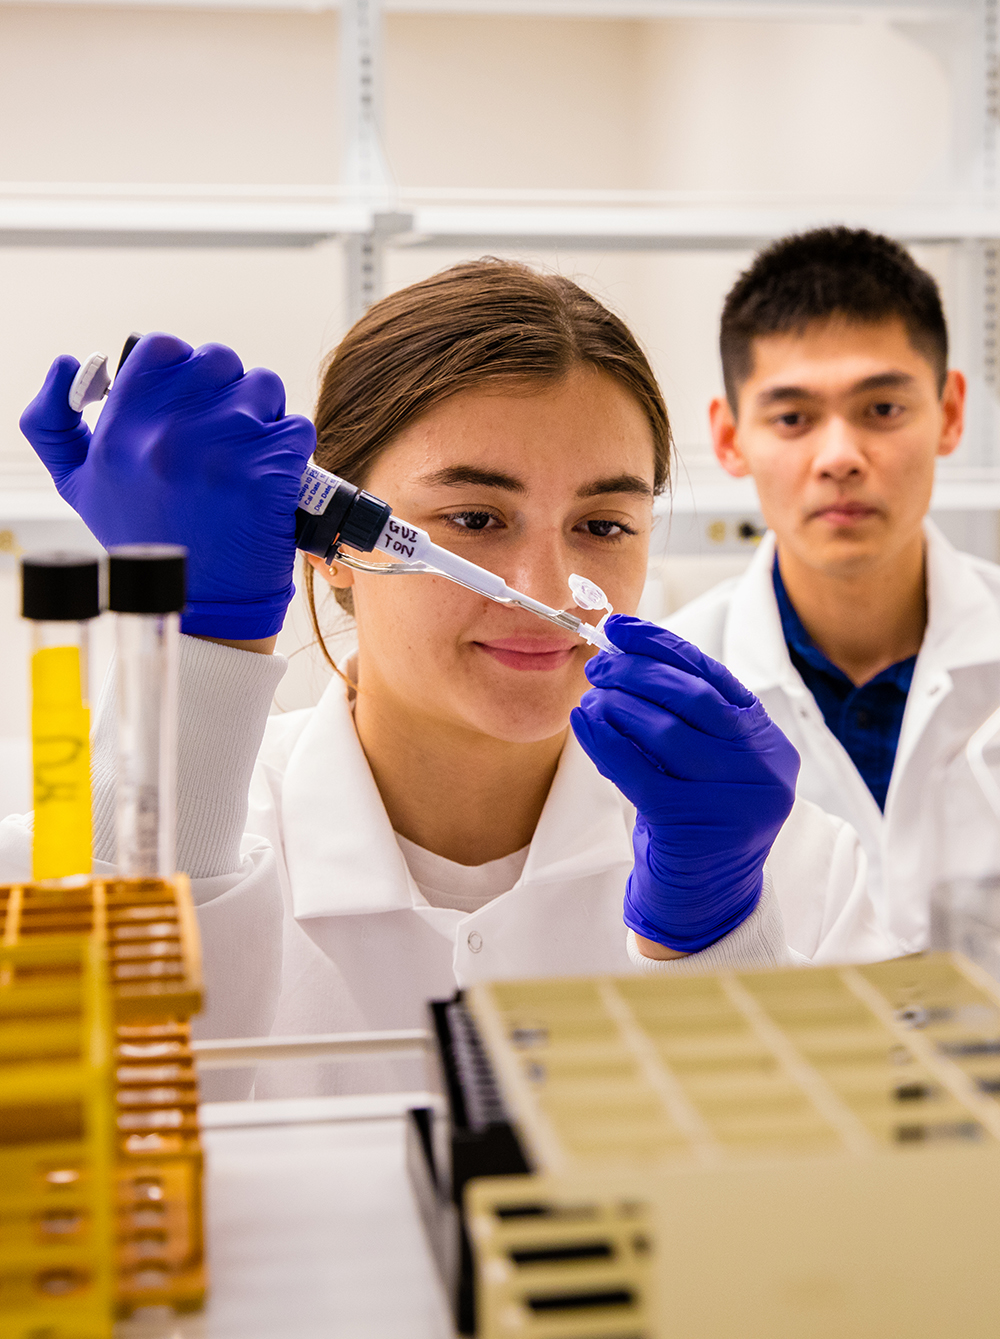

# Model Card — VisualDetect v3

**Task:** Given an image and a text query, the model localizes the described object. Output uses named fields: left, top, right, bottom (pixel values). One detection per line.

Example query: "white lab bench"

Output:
left=116, top=1093, right=456, bottom=1339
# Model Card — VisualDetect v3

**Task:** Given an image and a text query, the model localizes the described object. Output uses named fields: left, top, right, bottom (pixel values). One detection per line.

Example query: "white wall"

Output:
left=639, top=18, right=950, bottom=197
left=0, top=5, right=342, bottom=184
left=0, top=8, right=959, bottom=462
left=0, top=4, right=986, bottom=768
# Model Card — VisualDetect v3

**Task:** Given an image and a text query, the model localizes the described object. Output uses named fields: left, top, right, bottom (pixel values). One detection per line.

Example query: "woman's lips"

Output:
left=475, top=637, right=578, bottom=672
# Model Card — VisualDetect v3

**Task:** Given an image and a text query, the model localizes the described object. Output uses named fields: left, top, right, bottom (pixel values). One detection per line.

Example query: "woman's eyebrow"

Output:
left=418, top=466, right=527, bottom=493
left=417, top=466, right=653, bottom=500
left=576, top=473, right=653, bottom=500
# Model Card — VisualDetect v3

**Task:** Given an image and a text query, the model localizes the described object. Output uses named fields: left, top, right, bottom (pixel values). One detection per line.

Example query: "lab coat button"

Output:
left=467, top=931, right=483, bottom=954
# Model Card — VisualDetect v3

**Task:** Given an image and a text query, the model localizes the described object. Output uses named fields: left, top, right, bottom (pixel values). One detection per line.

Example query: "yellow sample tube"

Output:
left=22, top=552, right=101, bottom=883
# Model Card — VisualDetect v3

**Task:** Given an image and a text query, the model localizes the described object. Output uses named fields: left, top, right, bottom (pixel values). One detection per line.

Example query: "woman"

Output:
left=15, top=261, right=890, bottom=1094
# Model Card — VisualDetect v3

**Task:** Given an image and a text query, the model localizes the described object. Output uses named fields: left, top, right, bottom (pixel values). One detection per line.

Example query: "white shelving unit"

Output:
left=4, top=0, right=999, bottom=523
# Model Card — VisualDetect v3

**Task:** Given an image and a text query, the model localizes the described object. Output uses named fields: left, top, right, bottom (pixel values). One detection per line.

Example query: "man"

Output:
left=668, top=225, right=1000, bottom=953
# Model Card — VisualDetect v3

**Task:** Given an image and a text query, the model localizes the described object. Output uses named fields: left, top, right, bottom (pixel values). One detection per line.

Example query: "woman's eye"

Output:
left=578, top=518, right=633, bottom=539
left=445, top=510, right=500, bottom=532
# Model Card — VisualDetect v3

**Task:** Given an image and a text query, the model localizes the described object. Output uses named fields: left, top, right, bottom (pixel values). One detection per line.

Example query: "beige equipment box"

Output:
left=462, top=953, right=1000, bottom=1339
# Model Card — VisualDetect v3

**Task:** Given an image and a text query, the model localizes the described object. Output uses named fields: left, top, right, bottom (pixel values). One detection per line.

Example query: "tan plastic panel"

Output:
left=466, top=953, right=1000, bottom=1339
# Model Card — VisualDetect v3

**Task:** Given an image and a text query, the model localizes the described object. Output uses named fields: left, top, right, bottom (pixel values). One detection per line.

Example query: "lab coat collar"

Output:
left=721, top=520, right=1000, bottom=688
left=921, top=518, right=1000, bottom=672
left=520, top=729, right=634, bottom=887
left=282, top=677, right=417, bottom=919
left=888, top=520, right=1000, bottom=792
left=282, top=675, right=632, bottom=921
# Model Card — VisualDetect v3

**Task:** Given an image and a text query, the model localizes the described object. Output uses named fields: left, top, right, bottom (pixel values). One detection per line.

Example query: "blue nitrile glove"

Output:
left=19, top=334, right=315, bottom=640
left=571, top=615, right=800, bottom=954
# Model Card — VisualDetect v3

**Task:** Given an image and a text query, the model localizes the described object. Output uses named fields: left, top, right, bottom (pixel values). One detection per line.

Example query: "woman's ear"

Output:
left=305, top=551, right=355, bottom=591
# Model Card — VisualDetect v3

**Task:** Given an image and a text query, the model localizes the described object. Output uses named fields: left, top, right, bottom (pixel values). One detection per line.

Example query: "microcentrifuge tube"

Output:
left=568, top=573, right=612, bottom=614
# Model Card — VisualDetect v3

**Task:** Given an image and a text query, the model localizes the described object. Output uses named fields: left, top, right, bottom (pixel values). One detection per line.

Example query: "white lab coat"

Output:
left=0, top=635, right=891, bottom=1097
left=666, top=520, right=1000, bottom=953
left=244, top=660, right=889, bottom=1091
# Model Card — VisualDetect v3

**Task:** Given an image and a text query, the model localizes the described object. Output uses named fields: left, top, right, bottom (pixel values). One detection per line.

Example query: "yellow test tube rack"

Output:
left=12, top=549, right=206, bottom=1317
left=0, top=936, right=115, bottom=1339
left=1, top=875, right=207, bottom=1316
left=463, top=952, right=1000, bottom=1339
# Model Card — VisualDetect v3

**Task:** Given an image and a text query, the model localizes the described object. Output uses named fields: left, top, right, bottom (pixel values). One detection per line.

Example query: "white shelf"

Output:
left=400, top=200, right=1000, bottom=250
left=4, top=0, right=968, bottom=15
left=660, top=468, right=1000, bottom=515
left=0, top=185, right=371, bottom=247
left=2, top=185, right=1000, bottom=249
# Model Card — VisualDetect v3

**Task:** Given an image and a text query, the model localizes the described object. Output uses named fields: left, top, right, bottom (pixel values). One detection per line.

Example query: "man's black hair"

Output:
left=720, top=226, right=949, bottom=411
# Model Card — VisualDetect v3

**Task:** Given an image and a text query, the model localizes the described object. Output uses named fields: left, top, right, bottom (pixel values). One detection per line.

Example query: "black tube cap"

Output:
left=22, top=552, right=101, bottom=622
left=108, top=544, right=187, bottom=614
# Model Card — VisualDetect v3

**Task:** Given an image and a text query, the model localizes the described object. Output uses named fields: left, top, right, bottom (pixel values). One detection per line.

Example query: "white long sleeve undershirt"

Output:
left=90, top=635, right=287, bottom=878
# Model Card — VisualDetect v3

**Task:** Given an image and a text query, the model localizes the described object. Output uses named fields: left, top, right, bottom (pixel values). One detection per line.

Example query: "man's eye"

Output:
left=776, top=412, right=805, bottom=428
left=445, top=510, right=499, bottom=532
left=871, top=402, right=900, bottom=418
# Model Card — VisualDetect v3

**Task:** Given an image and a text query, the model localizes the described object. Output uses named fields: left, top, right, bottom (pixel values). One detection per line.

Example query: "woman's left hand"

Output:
left=19, top=334, right=315, bottom=641
left=571, top=615, right=800, bottom=955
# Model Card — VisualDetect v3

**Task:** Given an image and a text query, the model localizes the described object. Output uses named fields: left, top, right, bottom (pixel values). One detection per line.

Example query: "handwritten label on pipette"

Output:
left=378, top=518, right=419, bottom=559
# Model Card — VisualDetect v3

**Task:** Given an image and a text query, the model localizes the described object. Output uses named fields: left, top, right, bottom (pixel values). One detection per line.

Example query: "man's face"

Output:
left=710, top=317, right=965, bottom=579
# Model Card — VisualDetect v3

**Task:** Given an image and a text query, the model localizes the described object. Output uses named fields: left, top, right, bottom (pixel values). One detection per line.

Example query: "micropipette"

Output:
left=70, top=337, right=622, bottom=656
left=295, top=461, right=621, bottom=655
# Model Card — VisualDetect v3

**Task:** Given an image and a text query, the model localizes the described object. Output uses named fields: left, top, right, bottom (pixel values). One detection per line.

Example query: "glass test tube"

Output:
left=108, top=545, right=186, bottom=878
left=21, top=552, right=101, bottom=883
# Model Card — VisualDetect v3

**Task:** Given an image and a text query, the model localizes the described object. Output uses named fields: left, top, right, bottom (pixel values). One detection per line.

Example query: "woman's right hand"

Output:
left=20, top=333, right=315, bottom=641
left=571, top=615, right=800, bottom=956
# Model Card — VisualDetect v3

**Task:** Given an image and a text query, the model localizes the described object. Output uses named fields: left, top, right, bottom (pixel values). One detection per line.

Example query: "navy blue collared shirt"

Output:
left=772, top=561, right=915, bottom=812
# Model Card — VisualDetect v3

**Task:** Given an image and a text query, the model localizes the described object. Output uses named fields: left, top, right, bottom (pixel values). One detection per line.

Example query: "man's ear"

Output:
left=305, top=551, right=355, bottom=590
left=709, top=396, right=751, bottom=478
left=937, top=369, right=966, bottom=460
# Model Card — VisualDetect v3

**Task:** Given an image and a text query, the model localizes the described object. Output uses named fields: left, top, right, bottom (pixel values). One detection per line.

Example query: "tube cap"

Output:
left=21, top=552, right=101, bottom=622
left=108, top=544, right=187, bottom=614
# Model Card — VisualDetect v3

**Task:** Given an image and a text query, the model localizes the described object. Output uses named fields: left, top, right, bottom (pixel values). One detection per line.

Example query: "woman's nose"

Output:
left=502, top=535, right=576, bottom=610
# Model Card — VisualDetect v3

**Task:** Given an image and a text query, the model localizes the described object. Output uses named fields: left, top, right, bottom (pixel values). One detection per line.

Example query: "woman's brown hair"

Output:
left=306, top=258, right=672, bottom=666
